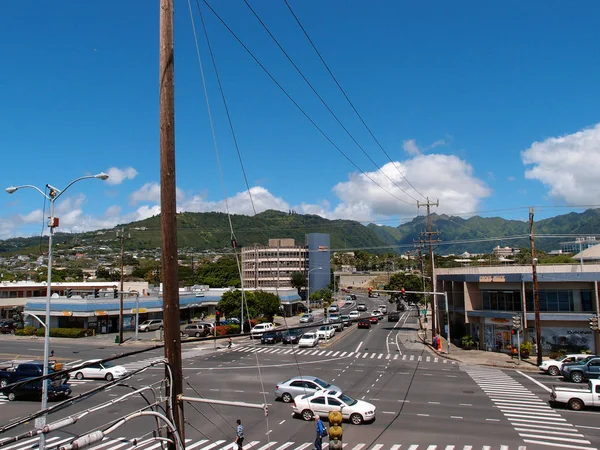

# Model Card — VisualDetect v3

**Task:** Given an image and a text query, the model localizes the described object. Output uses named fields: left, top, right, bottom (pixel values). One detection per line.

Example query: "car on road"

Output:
left=72, top=359, right=128, bottom=381
left=298, top=332, right=319, bottom=348
left=378, top=305, right=387, bottom=314
left=539, top=354, right=591, bottom=376
left=348, top=311, right=360, bottom=321
left=551, top=379, right=600, bottom=410
left=561, top=356, right=600, bottom=383
left=357, top=319, right=371, bottom=329
left=299, top=314, right=314, bottom=323
left=344, top=298, right=353, bottom=305
left=261, top=331, right=283, bottom=345
left=250, top=323, right=275, bottom=339
left=181, top=324, right=208, bottom=338
left=0, top=319, right=19, bottom=334
left=387, top=312, right=400, bottom=322
left=138, top=319, right=163, bottom=332
left=292, top=390, right=376, bottom=425
left=367, top=316, right=379, bottom=325
left=340, top=315, right=352, bottom=326
left=350, top=294, right=357, bottom=301
left=3, top=378, right=72, bottom=402
left=328, top=305, right=339, bottom=313
left=372, top=310, right=383, bottom=319
left=275, top=376, right=341, bottom=403
left=357, top=303, right=368, bottom=312
left=317, top=325, right=335, bottom=340
left=282, top=329, right=304, bottom=345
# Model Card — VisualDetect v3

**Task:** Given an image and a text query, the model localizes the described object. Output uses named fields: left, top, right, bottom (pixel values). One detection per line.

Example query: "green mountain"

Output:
left=1, top=209, right=599, bottom=255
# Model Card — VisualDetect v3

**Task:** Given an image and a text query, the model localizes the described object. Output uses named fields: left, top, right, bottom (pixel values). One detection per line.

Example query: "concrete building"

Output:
left=436, top=264, right=600, bottom=355
left=241, top=234, right=331, bottom=294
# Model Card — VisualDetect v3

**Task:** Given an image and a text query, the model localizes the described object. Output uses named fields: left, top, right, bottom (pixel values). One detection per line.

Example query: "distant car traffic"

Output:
left=378, top=305, right=387, bottom=314
left=328, top=305, right=339, bottom=313
left=357, top=319, right=371, bottom=329
left=298, top=332, right=319, bottom=348
left=292, top=390, right=376, bottom=424
left=275, top=376, right=341, bottom=403
left=73, top=359, right=128, bottom=381
left=317, top=325, right=335, bottom=340
left=348, top=311, right=360, bottom=321
left=282, top=329, right=304, bottom=345
left=299, top=314, right=314, bottom=323
left=261, top=331, right=283, bottom=345
left=372, top=310, right=383, bottom=319
left=138, top=319, right=163, bottom=332
left=340, top=315, right=352, bottom=326
left=357, top=304, right=368, bottom=312
left=181, top=324, right=208, bottom=338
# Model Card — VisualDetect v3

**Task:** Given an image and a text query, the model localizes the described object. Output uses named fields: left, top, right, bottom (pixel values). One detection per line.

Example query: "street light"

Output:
left=5, top=172, right=108, bottom=450
left=306, top=266, right=322, bottom=312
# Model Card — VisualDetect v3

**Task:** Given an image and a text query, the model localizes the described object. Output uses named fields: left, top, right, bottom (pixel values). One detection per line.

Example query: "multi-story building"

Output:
left=437, top=264, right=600, bottom=355
left=561, top=236, right=598, bottom=254
left=241, top=234, right=330, bottom=294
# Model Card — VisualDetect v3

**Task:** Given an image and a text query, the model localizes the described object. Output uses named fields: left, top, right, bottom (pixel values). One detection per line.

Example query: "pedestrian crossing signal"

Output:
left=328, top=410, right=342, bottom=450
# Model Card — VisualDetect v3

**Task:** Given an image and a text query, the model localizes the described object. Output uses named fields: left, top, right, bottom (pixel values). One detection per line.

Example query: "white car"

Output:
left=540, top=353, right=591, bottom=376
left=292, top=390, right=376, bottom=425
left=251, top=323, right=275, bottom=338
left=73, top=359, right=128, bottom=382
left=298, top=332, right=319, bottom=348
left=317, top=325, right=335, bottom=340
left=372, top=310, right=383, bottom=319
left=378, top=305, right=387, bottom=314
left=328, top=305, right=339, bottom=313
left=348, top=311, right=360, bottom=321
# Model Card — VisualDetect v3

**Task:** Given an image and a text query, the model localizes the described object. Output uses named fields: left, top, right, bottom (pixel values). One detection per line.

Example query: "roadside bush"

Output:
left=15, top=326, right=37, bottom=336
left=215, top=325, right=240, bottom=336
left=50, top=328, right=87, bottom=338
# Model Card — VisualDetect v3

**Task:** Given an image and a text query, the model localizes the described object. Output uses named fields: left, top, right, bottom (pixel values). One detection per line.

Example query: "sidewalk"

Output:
left=416, top=326, right=539, bottom=371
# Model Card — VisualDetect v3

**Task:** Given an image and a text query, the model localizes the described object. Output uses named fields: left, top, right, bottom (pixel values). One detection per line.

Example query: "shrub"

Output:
left=461, top=335, right=475, bottom=348
left=15, top=326, right=37, bottom=336
left=215, top=325, right=240, bottom=336
left=14, top=327, right=88, bottom=338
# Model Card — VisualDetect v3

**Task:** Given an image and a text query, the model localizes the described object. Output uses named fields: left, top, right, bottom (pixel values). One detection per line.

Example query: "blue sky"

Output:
left=2, top=1, right=600, bottom=239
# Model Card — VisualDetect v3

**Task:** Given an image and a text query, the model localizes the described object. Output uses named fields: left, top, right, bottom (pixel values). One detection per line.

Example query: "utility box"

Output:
left=155, top=330, right=164, bottom=341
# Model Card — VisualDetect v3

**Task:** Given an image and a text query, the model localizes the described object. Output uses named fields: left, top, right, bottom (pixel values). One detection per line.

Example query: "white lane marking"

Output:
left=355, top=341, right=363, bottom=353
left=516, top=369, right=552, bottom=392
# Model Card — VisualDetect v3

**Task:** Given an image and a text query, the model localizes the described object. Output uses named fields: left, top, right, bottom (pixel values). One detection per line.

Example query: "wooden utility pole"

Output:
left=418, top=198, right=440, bottom=336
left=159, top=0, right=184, bottom=445
left=117, top=227, right=130, bottom=345
left=529, top=207, right=542, bottom=366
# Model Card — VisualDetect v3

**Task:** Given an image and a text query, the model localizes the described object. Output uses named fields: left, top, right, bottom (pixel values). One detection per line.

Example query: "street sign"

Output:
left=422, top=309, right=427, bottom=315
left=131, top=308, right=147, bottom=314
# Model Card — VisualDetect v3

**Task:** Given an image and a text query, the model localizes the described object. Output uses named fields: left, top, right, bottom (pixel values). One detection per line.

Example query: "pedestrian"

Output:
left=234, top=419, right=244, bottom=450
left=314, top=415, right=326, bottom=450
left=228, top=337, right=232, bottom=349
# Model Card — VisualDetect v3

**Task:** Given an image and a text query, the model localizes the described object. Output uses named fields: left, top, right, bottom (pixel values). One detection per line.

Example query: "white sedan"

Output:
left=371, top=310, right=383, bottom=319
left=292, top=390, right=376, bottom=425
left=348, top=311, right=360, bottom=321
left=73, top=359, right=129, bottom=382
left=317, top=325, right=335, bottom=340
left=298, top=332, right=319, bottom=348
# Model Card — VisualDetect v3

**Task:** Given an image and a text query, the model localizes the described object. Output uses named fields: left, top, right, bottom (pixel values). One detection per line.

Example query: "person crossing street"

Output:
left=234, top=419, right=244, bottom=450
left=314, top=415, right=327, bottom=450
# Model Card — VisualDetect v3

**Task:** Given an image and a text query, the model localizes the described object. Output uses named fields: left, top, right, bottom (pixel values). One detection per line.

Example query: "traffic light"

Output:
left=215, top=310, right=221, bottom=325
left=589, top=315, right=599, bottom=331
left=93, top=288, right=100, bottom=298
left=512, top=315, right=521, bottom=330
left=328, top=410, right=342, bottom=450
left=66, top=288, right=72, bottom=298
left=113, top=288, right=119, bottom=298
left=511, top=329, right=516, bottom=335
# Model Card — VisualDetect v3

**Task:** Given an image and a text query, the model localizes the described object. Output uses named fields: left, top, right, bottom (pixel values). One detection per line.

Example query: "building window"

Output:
left=482, top=291, right=522, bottom=311
left=525, top=290, right=590, bottom=312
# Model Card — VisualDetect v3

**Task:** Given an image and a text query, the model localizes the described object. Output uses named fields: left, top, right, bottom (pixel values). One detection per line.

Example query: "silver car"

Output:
left=275, top=376, right=341, bottom=403
left=138, top=319, right=163, bottom=332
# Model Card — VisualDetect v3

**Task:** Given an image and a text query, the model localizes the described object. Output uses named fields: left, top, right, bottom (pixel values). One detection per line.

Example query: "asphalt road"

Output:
left=2, top=293, right=600, bottom=450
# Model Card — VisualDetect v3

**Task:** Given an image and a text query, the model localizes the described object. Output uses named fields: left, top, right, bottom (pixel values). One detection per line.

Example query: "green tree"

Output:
left=385, top=273, right=424, bottom=306
left=195, top=256, right=240, bottom=288
left=310, top=287, right=332, bottom=302
left=290, top=272, right=306, bottom=295
left=255, top=291, right=281, bottom=322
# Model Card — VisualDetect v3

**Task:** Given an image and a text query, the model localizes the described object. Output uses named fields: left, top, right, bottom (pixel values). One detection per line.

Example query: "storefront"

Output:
left=482, top=317, right=513, bottom=353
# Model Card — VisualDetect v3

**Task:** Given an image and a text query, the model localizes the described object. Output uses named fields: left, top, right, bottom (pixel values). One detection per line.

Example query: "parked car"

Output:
left=261, top=331, right=283, bottom=345
left=561, top=356, right=600, bottom=383
left=357, top=303, right=368, bottom=312
left=317, top=325, right=335, bottom=340
left=299, top=314, right=314, bottom=323
left=275, top=376, right=341, bottom=403
left=297, top=305, right=312, bottom=314
left=298, top=332, right=319, bottom=348
left=282, top=329, right=304, bottom=345
left=73, top=359, right=128, bottom=381
left=550, top=379, right=600, bottom=410
left=540, top=354, right=591, bottom=376
left=0, top=319, right=19, bottom=334
left=181, top=324, right=208, bottom=338
left=138, top=319, right=163, bottom=332
left=348, top=311, right=360, bottom=321
left=357, top=319, right=371, bottom=329
left=292, top=390, right=376, bottom=425
left=3, top=378, right=71, bottom=402
left=251, top=323, right=275, bottom=339
left=387, top=312, right=400, bottom=322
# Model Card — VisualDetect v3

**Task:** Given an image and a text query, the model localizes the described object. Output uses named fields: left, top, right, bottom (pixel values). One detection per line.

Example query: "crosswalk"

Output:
left=232, top=347, right=456, bottom=364
left=0, top=435, right=528, bottom=450
left=0, top=392, right=7, bottom=405
left=464, top=366, right=597, bottom=450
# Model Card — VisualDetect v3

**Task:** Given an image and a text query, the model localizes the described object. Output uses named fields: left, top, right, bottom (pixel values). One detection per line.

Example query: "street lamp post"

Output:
left=5, top=173, right=108, bottom=450
left=306, top=267, right=322, bottom=312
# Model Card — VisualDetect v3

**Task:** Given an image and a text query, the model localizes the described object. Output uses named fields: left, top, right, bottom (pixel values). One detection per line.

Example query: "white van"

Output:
left=378, top=305, right=387, bottom=314
left=250, top=323, right=275, bottom=338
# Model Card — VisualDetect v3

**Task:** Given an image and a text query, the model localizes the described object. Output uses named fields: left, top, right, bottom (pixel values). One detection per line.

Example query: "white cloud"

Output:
left=402, top=139, right=420, bottom=155
left=105, top=167, right=138, bottom=185
left=522, top=123, right=600, bottom=203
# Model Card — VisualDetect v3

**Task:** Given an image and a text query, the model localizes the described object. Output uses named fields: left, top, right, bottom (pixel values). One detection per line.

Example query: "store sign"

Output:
left=61, top=311, right=73, bottom=317
left=318, top=245, right=329, bottom=252
left=94, top=311, right=108, bottom=316
left=131, top=308, right=147, bottom=314
left=479, top=275, right=506, bottom=283
left=490, top=318, right=509, bottom=324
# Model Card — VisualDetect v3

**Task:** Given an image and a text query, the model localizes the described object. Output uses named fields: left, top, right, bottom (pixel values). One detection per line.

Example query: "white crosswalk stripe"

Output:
left=464, top=366, right=597, bottom=450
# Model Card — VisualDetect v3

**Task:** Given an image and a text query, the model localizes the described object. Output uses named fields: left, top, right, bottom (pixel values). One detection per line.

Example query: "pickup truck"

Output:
left=560, top=356, right=600, bottom=383
left=550, top=379, right=600, bottom=410
left=0, top=362, right=67, bottom=388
